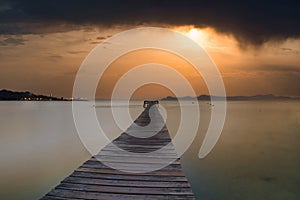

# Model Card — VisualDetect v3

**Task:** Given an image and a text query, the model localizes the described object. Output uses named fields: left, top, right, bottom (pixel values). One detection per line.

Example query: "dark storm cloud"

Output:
left=67, top=51, right=89, bottom=55
left=264, top=65, right=300, bottom=75
left=0, top=0, right=299, bottom=45
left=280, top=48, right=300, bottom=54
left=48, top=55, right=63, bottom=60
left=0, top=37, right=26, bottom=46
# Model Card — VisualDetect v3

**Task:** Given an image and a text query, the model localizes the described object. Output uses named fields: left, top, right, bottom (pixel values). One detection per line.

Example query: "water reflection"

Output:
left=0, top=101, right=299, bottom=199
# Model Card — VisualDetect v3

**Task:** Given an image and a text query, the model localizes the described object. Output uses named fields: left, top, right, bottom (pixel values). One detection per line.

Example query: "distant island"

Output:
left=162, top=94, right=300, bottom=101
left=0, top=89, right=68, bottom=101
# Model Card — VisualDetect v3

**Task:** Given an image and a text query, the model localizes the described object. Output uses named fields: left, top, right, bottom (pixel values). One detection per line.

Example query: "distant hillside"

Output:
left=162, top=94, right=299, bottom=101
left=0, top=89, right=66, bottom=101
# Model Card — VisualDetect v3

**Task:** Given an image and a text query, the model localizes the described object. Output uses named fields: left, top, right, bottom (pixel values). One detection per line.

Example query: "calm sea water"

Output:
left=0, top=101, right=299, bottom=200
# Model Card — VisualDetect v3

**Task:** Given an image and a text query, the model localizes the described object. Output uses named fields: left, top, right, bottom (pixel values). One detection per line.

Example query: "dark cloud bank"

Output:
left=0, top=0, right=299, bottom=45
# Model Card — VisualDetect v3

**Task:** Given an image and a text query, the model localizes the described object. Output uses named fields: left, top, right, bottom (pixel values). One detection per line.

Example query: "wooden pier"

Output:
left=42, top=101, right=195, bottom=199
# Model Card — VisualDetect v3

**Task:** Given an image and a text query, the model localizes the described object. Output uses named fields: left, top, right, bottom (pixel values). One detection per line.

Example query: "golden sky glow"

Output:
left=0, top=25, right=299, bottom=98
left=97, top=48, right=207, bottom=99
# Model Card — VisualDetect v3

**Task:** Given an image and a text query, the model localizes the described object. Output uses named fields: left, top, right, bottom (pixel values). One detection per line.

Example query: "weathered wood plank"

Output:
left=89, top=157, right=182, bottom=165
left=76, top=167, right=186, bottom=177
left=56, top=183, right=194, bottom=195
left=45, top=189, right=195, bottom=200
left=71, top=171, right=189, bottom=182
left=82, top=160, right=183, bottom=170
left=63, top=176, right=191, bottom=188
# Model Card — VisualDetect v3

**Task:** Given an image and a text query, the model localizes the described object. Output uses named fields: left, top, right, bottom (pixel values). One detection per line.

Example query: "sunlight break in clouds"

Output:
left=172, top=25, right=300, bottom=97
left=0, top=24, right=299, bottom=98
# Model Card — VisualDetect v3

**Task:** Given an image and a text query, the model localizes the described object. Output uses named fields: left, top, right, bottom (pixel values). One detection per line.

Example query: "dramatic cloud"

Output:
left=0, top=37, right=26, bottom=46
left=0, top=1, right=299, bottom=97
left=0, top=0, right=299, bottom=45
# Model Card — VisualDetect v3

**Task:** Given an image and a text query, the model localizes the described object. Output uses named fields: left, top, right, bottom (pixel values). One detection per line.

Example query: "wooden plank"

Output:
left=89, top=157, right=182, bottom=165
left=95, top=149, right=178, bottom=156
left=45, top=189, right=195, bottom=200
left=63, top=176, right=191, bottom=188
left=56, top=182, right=194, bottom=195
left=71, top=171, right=189, bottom=182
left=76, top=167, right=185, bottom=177
left=82, top=160, right=183, bottom=170
left=79, top=165, right=182, bottom=174
left=101, top=144, right=175, bottom=149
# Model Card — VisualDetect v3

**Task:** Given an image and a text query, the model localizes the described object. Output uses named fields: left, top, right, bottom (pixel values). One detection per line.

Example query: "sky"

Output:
left=0, top=0, right=299, bottom=98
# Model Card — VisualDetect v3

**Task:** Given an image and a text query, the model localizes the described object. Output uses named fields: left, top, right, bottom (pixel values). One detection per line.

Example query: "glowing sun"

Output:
left=189, top=28, right=199, bottom=39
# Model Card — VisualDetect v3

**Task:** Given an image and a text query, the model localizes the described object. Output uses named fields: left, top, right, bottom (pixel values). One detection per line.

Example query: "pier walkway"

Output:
left=42, top=102, right=195, bottom=199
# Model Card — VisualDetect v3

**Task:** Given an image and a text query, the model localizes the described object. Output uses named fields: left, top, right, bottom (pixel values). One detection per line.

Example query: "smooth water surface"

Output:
left=0, top=101, right=299, bottom=199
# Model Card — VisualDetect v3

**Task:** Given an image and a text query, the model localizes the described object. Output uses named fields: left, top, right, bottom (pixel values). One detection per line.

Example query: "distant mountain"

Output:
left=226, top=94, right=294, bottom=101
left=162, top=94, right=299, bottom=101
left=0, top=89, right=66, bottom=101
